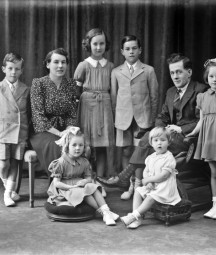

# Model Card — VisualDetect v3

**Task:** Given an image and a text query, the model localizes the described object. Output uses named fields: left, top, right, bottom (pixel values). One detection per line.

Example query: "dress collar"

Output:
left=208, top=88, right=216, bottom=94
left=62, top=153, right=82, bottom=166
left=85, top=57, right=107, bottom=68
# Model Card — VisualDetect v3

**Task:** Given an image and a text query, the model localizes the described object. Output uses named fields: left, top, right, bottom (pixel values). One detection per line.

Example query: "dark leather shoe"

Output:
left=96, top=176, right=129, bottom=190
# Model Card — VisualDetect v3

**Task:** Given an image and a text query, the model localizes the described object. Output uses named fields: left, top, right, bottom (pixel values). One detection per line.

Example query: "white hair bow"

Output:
left=55, top=126, right=80, bottom=147
left=204, top=58, right=216, bottom=68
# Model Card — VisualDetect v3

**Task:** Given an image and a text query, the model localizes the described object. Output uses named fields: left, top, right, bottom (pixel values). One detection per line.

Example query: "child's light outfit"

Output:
left=47, top=153, right=101, bottom=207
left=0, top=79, right=29, bottom=148
left=136, top=150, right=181, bottom=205
left=194, top=89, right=216, bottom=218
left=111, top=60, right=158, bottom=147
left=74, top=57, right=115, bottom=147
left=194, top=89, right=216, bottom=161
left=0, top=79, right=30, bottom=206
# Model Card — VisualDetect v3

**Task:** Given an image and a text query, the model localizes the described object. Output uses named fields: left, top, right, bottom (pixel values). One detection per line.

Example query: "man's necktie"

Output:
left=130, top=65, right=134, bottom=75
left=174, top=89, right=182, bottom=103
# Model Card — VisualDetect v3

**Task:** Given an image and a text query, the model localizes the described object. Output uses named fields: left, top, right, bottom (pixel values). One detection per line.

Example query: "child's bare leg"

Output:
left=92, top=189, right=119, bottom=225
left=209, top=161, right=216, bottom=196
left=84, top=195, right=99, bottom=210
left=1, top=159, right=18, bottom=207
left=204, top=161, right=216, bottom=218
left=0, top=159, right=10, bottom=187
left=136, top=195, right=155, bottom=215
left=7, top=159, right=19, bottom=182
left=121, top=196, right=155, bottom=228
left=132, top=190, right=143, bottom=210
left=95, top=147, right=106, bottom=177
left=106, top=146, right=116, bottom=177
left=92, top=189, right=106, bottom=207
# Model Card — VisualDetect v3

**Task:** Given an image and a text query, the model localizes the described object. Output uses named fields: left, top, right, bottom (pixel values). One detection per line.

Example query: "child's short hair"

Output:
left=203, top=58, right=216, bottom=84
left=2, top=53, right=24, bottom=68
left=167, top=53, right=192, bottom=70
left=121, top=35, right=141, bottom=49
left=43, top=48, right=69, bottom=72
left=148, top=126, right=172, bottom=146
left=82, top=28, right=110, bottom=52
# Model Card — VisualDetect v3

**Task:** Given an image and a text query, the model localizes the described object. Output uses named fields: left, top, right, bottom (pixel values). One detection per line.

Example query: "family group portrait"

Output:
left=0, top=0, right=216, bottom=254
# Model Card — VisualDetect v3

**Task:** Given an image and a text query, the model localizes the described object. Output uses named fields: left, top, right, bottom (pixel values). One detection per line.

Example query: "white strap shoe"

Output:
left=4, top=193, right=15, bottom=207
left=103, top=211, right=116, bottom=226
left=11, top=191, right=21, bottom=202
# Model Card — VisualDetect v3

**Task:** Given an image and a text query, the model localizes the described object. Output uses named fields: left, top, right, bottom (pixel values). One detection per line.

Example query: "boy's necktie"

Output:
left=10, top=83, right=16, bottom=94
left=130, top=65, right=134, bottom=75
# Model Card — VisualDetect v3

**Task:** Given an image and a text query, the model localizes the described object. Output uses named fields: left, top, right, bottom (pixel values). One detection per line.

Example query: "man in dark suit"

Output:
left=97, top=53, right=208, bottom=189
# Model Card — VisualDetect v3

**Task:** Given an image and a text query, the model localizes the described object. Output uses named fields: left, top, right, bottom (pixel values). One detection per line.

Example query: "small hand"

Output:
left=76, top=180, right=87, bottom=187
left=142, top=178, right=149, bottom=186
left=166, top=125, right=182, bottom=133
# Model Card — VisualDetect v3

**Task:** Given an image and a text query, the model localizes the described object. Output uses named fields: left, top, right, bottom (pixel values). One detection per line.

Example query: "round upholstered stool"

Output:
left=44, top=202, right=95, bottom=222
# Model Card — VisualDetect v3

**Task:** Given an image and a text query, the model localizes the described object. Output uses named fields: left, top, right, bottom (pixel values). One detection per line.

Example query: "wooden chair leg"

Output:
left=15, top=159, right=24, bottom=193
left=29, top=161, right=35, bottom=208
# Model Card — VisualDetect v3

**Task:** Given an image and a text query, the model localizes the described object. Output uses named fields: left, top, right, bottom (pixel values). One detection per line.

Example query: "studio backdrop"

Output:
left=0, top=0, right=216, bottom=111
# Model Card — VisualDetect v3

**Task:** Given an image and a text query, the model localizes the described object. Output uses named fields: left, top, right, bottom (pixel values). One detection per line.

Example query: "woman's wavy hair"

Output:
left=43, top=48, right=69, bottom=72
left=82, top=28, right=110, bottom=52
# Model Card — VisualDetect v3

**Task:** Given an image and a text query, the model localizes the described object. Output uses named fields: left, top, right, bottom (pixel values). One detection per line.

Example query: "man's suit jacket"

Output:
left=156, top=80, right=209, bottom=135
left=111, top=60, right=158, bottom=130
left=0, top=79, right=30, bottom=144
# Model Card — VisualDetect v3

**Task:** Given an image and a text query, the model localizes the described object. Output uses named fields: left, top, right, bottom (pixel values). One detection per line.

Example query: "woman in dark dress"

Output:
left=30, top=48, right=78, bottom=173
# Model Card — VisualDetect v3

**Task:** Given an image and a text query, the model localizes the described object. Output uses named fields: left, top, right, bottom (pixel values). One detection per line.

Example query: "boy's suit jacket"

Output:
left=111, top=60, right=158, bottom=130
left=0, top=79, right=30, bottom=144
left=156, top=80, right=208, bottom=135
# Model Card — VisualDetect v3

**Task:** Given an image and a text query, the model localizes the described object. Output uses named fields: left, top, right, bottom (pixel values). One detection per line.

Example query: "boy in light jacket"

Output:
left=111, top=35, right=159, bottom=199
left=0, top=53, right=30, bottom=206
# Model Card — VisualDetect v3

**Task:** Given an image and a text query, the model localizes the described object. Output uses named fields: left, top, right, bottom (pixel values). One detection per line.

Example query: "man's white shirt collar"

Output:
left=85, top=57, right=107, bottom=67
left=179, top=83, right=189, bottom=99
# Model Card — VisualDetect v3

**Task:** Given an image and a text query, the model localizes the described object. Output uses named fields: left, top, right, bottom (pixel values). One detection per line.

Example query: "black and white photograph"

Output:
left=0, top=0, right=216, bottom=254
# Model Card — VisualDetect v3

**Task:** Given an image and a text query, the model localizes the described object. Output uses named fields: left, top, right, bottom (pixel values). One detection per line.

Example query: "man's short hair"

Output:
left=167, top=53, right=192, bottom=70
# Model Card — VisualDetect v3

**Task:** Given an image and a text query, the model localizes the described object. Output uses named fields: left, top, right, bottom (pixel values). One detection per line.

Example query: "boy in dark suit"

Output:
left=0, top=53, right=30, bottom=206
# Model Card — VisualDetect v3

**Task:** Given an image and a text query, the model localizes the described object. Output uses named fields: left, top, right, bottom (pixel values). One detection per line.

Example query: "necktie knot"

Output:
left=176, top=89, right=182, bottom=94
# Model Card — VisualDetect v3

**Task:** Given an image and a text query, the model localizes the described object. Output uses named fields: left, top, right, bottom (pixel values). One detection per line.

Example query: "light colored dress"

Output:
left=194, top=89, right=216, bottom=161
left=136, top=150, right=181, bottom=205
left=74, top=57, right=115, bottom=147
left=47, top=153, right=100, bottom=207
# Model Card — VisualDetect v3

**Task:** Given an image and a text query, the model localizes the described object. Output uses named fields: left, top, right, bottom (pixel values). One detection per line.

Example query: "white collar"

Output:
left=179, top=83, right=189, bottom=94
left=126, top=61, right=138, bottom=70
left=85, top=57, right=107, bottom=68
left=5, top=78, right=18, bottom=90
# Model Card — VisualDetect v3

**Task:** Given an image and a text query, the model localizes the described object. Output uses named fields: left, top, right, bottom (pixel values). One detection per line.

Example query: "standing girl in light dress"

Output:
left=47, top=127, right=119, bottom=226
left=120, top=127, right=181, bottom=229
left=186, top=59, right=216, bottom=219
left=74, top=28, right=115, bottom=179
